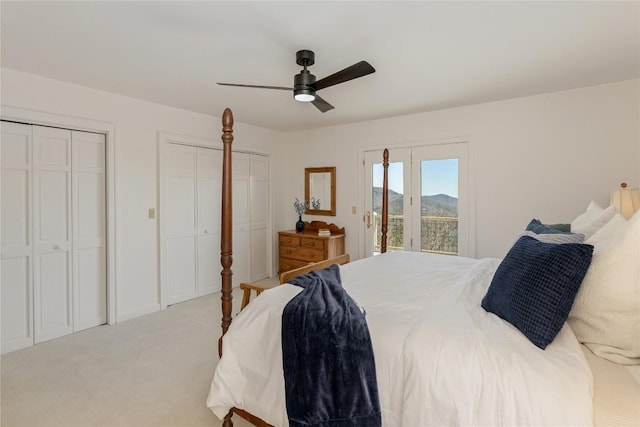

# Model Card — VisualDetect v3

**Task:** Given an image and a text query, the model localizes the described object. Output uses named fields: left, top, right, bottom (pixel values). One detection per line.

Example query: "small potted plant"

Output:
left=294, top=197, right=309, bottom=232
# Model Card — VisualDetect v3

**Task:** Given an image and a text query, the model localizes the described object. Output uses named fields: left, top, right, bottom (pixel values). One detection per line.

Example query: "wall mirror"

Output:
left=305, top=167, right=336, bottom=216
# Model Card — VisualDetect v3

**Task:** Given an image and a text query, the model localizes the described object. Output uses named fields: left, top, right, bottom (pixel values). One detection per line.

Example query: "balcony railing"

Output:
left=373, top=214, right=458, bottom=255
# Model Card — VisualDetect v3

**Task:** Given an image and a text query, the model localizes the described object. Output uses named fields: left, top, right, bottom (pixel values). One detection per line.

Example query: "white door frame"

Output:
left=1, top=106, right=117, bottom=325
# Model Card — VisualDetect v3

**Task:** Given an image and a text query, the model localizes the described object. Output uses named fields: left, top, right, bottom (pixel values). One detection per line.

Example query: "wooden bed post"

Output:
left=219, top=108, right=234, bottom=358
left=381, top=148, right=389, bottom=253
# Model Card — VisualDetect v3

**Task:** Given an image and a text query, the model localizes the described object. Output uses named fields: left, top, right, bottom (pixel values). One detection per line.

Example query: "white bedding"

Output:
left=207, top=251, right=593, bottom=426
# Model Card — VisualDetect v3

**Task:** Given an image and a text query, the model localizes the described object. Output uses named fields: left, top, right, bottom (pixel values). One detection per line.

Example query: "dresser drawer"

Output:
left=279, top=258, right=309, bottom=273
left=279, top=235, right=300, bottom=247
left=279, top=246, right=324, bottom=263
left=300, top=237, right=325, bottom=250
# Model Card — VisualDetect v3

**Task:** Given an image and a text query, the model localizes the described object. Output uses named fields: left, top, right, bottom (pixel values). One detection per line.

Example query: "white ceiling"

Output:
left=2, top=1, right=639, bottom=132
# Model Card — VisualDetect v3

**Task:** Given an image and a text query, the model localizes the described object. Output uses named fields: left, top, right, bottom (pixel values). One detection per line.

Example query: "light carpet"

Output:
left=1, top=287, right=267, bottom=427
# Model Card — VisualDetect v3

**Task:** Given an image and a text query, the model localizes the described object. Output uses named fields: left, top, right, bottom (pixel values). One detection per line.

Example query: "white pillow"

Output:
left=568, top=210, right=640, bottom=365
left=586, top=213, right=626, bottom=246
left=571, top=201, right=604, bottom=231
left=572, top=203, right=616, bottom=240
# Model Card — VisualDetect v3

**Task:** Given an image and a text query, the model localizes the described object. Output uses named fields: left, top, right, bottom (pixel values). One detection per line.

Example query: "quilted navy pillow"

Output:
left=526, top=219, right=572, bottom=235
left=482, top=235, right=594, bottom=349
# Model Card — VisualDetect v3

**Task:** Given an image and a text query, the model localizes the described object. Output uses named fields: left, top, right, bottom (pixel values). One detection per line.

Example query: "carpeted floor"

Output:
left=1, top=284, right=273, bottom=427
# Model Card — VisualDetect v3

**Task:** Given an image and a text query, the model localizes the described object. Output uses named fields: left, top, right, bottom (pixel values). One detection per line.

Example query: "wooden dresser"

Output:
left=278, top=221, right=345, bottom=274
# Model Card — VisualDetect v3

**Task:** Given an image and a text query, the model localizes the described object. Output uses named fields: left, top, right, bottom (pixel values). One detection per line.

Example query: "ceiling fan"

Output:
left=217, top=50, right=375, bottom=113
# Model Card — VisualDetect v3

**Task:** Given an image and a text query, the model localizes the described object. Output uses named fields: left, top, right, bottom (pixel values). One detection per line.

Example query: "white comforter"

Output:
left=207, top=251, right=593, bottom=426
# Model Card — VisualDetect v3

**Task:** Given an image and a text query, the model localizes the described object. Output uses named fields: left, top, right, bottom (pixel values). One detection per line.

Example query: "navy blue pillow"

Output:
left=526, top=219, right=572, bottom=234
left=482, top=236, right=593, bottom=349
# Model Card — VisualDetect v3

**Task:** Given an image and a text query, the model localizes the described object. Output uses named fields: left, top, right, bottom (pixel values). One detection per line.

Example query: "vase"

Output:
left=295, top=215, right=305, bottom=233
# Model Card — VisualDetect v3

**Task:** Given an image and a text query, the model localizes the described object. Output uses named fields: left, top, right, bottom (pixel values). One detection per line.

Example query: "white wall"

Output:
left=1, top=68, right=283, bottom=322
left=279, top=80, right=640, bottom=259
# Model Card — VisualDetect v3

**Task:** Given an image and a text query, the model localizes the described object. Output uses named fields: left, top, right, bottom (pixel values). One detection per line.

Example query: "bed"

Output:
left=208, top=108, right=640, bottom=426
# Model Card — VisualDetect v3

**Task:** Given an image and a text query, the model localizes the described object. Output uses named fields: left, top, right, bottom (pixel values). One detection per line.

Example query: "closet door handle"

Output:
left=53, top=245, right=61, bottom=250
left=366, top=211, right=371, bottom=229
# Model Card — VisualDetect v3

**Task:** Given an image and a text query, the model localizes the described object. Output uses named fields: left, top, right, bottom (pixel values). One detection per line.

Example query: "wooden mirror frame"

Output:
left=305, top=167, right=336, bottom=216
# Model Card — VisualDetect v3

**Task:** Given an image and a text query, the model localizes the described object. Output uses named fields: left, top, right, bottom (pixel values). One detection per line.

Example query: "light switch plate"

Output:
left=149, top=208, right=156, bottom=219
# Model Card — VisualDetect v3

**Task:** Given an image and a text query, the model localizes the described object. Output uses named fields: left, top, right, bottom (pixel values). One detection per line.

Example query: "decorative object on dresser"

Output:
left=278, top=221, right=345, bottom=274
left=293, top=197, right=309, bottom=232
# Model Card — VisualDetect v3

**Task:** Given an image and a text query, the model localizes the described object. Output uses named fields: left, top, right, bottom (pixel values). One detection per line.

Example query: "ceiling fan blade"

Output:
left=217, top=83, right=292, bottom=91
left=313, top=61, right=375, bottom=91
left=311, top=94, right=334, bottom=113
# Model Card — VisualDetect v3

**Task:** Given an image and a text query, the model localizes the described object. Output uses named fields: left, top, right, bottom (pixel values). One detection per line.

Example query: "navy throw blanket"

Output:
left=282, top=264, right=381, bottom=427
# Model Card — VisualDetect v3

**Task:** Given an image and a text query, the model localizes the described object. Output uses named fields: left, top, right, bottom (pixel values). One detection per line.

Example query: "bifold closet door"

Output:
left=232, top=152, right=269, bottom=284
left=163, top=145, right=221, bottom=302
left=72, top=130, right=107, bottom=331
left=1, top=122, right=34, bottom=352
left=232, top=152, right=251, bottom=286
left=160, top=145, right=269, bottom=303
left=196, top=148, right=221, bottom=296
left=32, top=126, right=74, bottom=343
left=164, top=144, right=198, bottom=305
left=1, top=123, right=107, bottom=351
left=250, top=155, right=269, bottom=282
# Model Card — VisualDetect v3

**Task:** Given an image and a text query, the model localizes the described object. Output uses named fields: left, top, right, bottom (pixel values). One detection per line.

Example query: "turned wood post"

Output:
left=381, top=148, right=389, bottom=254
left=219, top=108, right=234, bottom=357
left=222, top=410, right=234, bottom=427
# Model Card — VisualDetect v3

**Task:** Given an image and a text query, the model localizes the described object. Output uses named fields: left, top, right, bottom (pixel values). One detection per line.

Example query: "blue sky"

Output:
left=373, top=159, right=458, bottom=197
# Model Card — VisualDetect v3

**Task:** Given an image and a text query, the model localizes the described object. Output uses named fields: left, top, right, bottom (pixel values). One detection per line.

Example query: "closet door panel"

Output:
left=72, top=131, right=106, bottom=331
left=233, top=231, right=251, bottom=286
left=197, top=233, right=219, bottom=295
left=166, top=236, right=197, bottom=301
left=168, top=177, right=196, bottom=229
left=32, top=126, right=72, bottom=343
left=1, top=121, right=34, bottom=353
left=250, top=155, right=269, bottom=281
left=164, top=145, right=197, bottom=304
left=232, top=153, right=250, bottom=286
left=1, top=257, right=31, bottom=351
left=35, top=251, right=71, bottom=341
left=2, top=169, right=30, bottom=250
left=75, top=247, right=105, bottom=324
left=36, top=170, right=70, bottom=243
left=250, top=228, right=268, bottom=281
left=197, top=148, right=220, bottom=295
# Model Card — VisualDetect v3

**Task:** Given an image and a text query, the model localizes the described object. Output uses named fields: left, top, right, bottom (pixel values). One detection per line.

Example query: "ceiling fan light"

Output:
left=294, top=89, right=316, bottom=102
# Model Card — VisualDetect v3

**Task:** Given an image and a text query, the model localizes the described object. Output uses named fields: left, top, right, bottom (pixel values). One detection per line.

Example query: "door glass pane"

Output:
left=420, top=159, right=458, bottom=255
left=372, top=162, right=404, bottom=253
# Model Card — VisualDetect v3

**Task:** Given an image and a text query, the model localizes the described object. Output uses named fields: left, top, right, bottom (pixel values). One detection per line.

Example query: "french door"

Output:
left=363, top=142, right=472, bottom=258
